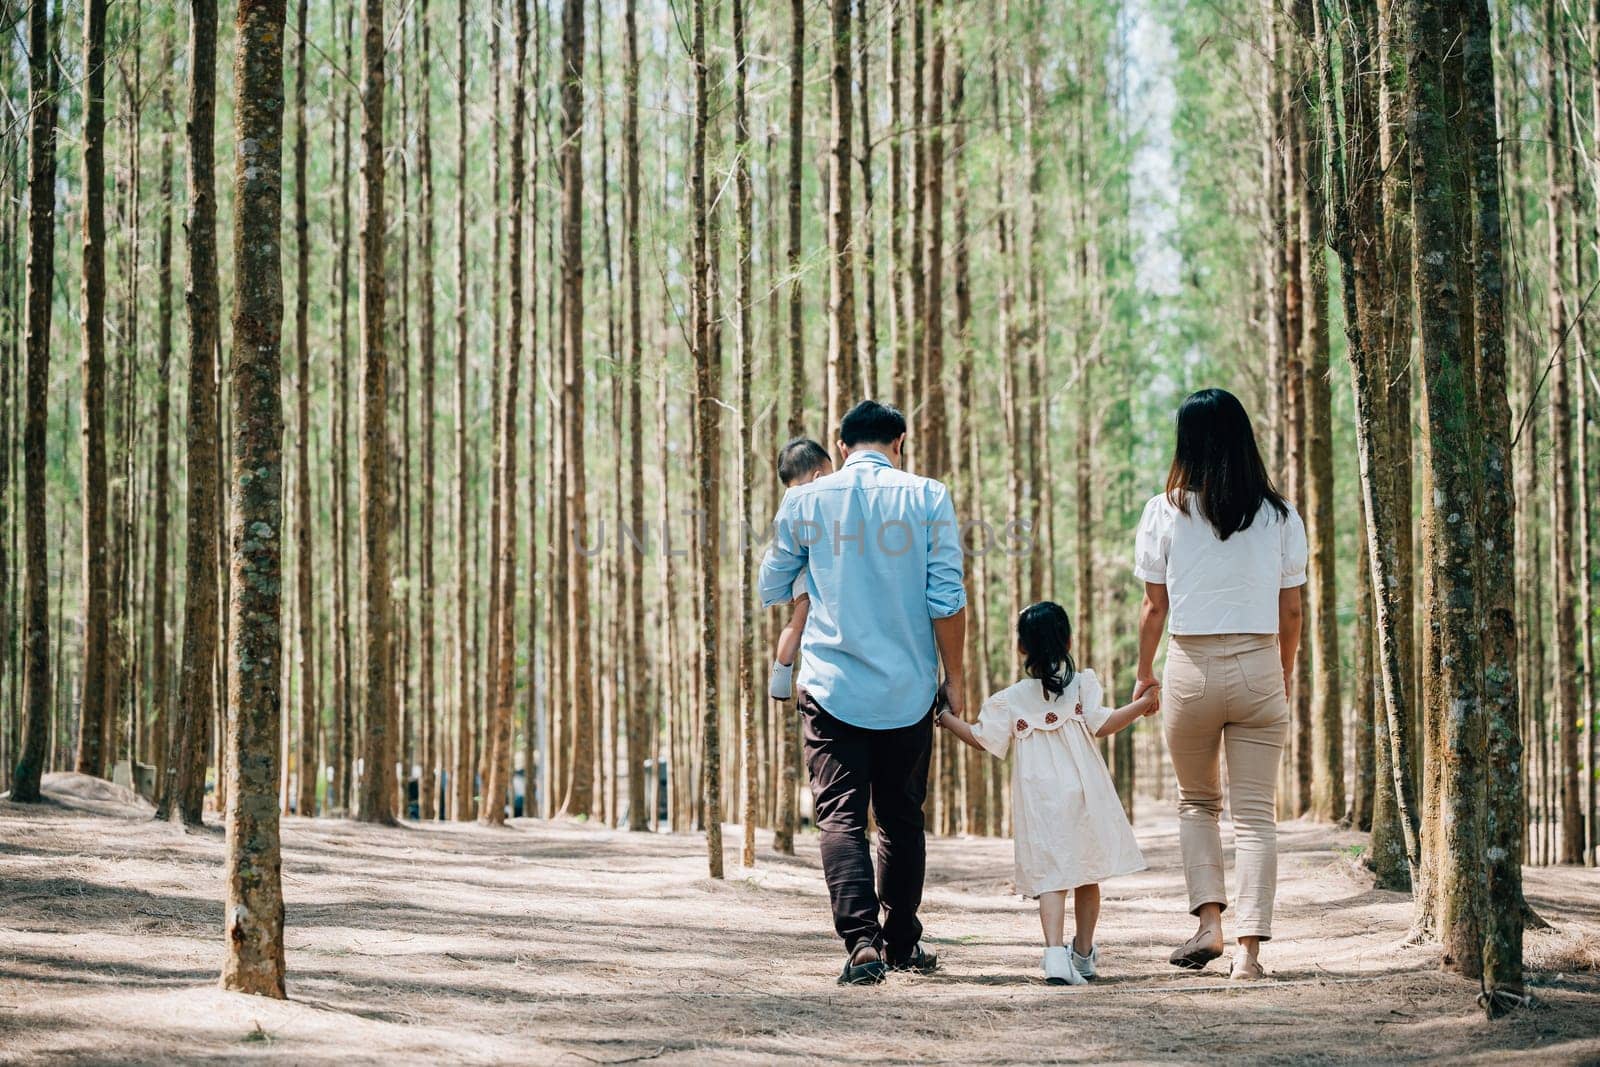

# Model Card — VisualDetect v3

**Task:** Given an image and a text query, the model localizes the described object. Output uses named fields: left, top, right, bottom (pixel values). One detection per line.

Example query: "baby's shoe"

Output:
left=769, top=660, right=794, bottom=701
left=1042, top=946, right=1086, bottom=986
left=1071, top=943, right=1099, bottom=980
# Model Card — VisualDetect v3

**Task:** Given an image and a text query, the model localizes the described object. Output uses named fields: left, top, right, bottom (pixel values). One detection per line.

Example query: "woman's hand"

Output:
left=1133, top=676, right=1161, bottom=706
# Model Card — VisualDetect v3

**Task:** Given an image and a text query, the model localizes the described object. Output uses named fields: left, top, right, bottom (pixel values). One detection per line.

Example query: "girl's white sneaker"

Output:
left=1070, top=943, right=1099, bottom=980
left=1042, top=946, right=1086, bottom=986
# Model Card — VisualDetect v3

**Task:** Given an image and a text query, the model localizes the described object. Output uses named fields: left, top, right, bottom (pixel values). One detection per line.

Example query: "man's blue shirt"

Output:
left=758, top=449, right=966, bottom=730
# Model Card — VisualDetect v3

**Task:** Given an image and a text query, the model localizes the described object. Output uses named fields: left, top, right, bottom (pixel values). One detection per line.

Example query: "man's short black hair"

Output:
left=777, top=437, right=831, bottom=485
left=839, top=400, right=907, bottom=447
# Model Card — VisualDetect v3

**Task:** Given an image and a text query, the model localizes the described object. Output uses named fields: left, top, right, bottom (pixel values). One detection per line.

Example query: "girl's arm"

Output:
left=936, top=708, right=986, bottom=752
left=1094, top=689, right=1159, bottom=739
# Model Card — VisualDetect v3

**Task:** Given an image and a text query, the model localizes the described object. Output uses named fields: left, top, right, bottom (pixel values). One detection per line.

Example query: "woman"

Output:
left=1133, top=388, right=1306, bottom=980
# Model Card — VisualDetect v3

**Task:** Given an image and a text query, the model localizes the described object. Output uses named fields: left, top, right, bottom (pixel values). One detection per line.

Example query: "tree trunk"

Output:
left=416, top=0, right=437, bottom=823
left=77, top=0, right=110, bottom=779
left=856, top=0, right=878, bottom=396
left=689, top=0, right=723, bottom=878
left=734, top=0, right=758, bottom=868
left=826, top=0, right=858, bottom=444
left=484, top=0, right=528, bottom=829
left=221, top=0, right=288, bottom=999
left=1407, top=0, right=1487, bottom=977
left=333, top=6, right=355, bottom=816
left=1288, top=2, right=1341, bottom=822
left=12, top=0, right=58, bottom=805
left=1543, top=0, right=1584, bottom=867
left=775, top=0, right=805, bottom=854
left=357, top=0, right=396, bottom=825
left=558, top=0, right=595, bottom=819
left=624, top=0, right=649, bottom=833
left=292, top=0, right=316, bottom=819
left=1461, top=0, right=1523, bottom=1012
left=149, top=45, right=175, bottom=802
left=452, top=0, right=473, bottom=824
left=160, top=0, right=221, bottom=827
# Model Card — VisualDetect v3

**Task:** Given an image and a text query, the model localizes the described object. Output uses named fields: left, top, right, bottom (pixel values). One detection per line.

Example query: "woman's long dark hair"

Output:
left=1165, top=388, right=1289, bottom=539
left=1018, top=602, right=1077, bottom=701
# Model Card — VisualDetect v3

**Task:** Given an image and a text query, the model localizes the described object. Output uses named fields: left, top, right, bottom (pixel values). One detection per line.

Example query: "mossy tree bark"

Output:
left=221, top=0, right=288, bottom=1000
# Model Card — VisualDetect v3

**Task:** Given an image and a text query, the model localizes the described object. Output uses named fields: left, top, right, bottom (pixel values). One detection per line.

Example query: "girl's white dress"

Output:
left=973, top=670, right=1146, bottom=897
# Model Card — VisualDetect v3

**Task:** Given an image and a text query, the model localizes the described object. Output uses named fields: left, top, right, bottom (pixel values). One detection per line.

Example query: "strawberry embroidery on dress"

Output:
left=1044, top=711, right=1058, bottom=725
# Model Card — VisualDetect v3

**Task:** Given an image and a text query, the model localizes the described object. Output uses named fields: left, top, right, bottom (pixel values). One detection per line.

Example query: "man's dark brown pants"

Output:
left=799, top=693, right=933, bottom=965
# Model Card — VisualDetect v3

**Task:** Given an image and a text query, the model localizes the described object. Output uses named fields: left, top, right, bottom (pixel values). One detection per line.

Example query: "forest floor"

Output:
left=2, top=774, right=1598, bottom=1065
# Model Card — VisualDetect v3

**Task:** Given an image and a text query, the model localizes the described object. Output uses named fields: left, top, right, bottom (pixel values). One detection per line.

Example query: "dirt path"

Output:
left=2, top=778, right=1596, bottom=1065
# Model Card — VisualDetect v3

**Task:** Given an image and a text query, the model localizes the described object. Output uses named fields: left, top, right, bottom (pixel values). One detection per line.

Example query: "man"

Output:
left=759, top=400, right=967, bottom=984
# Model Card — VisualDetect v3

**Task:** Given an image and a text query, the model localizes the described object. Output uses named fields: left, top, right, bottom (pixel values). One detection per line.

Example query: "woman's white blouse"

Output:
left=1133, top=492, right=1308, bottom=636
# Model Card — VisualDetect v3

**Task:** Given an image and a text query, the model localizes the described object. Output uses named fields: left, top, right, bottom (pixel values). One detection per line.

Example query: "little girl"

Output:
left=938, top=601, right=1156, bottom=985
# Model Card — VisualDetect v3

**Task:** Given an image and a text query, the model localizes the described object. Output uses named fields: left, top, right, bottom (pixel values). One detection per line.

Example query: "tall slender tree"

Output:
left=12, top=0, right=59, bottom=804
left=453, top=0, right=473, bottom=822
left=559, top=0, right=595, bottom=818
left=77, top=0, right=110, bottom=778
left=149, top=38, right=176, bottom=798
left=1462, top=0, right=1523, bottom=1011
left=160, top=0, right=222, bottom=827
left=1543, top=0, right=1583, bottom=866
left=623, top=0, right=648, bottom=833
left=221, top=0, right=288, bottom=999
left=689, top=0, right=723, bottom=877
left=485, top=0, right=530, bottom=828
left=357, top=0, right=396, bottom=824
left=825, top=0, right=857, bottom=443
left=734, top=0, right=758, bottom=868
left=774, top=0, right=806, bottom=855
left=292, top=0, right=316, bottom=818
left=417, top=0, right=438, bottom=823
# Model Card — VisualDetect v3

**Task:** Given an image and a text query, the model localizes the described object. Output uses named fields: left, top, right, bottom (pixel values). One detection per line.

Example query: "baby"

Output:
left=767, top=437, right=834, bottom=701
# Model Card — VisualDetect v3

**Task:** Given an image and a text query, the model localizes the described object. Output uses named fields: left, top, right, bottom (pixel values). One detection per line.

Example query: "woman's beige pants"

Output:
left=1162, top=632, right=1288, bottom=941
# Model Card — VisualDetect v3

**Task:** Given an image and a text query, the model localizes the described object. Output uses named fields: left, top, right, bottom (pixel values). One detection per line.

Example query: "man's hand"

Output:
left=938, top=677, right=965, bottom=722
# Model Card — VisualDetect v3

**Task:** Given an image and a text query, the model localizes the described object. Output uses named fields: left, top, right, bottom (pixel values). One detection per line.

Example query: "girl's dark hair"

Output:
left=1017, top=602, right=1077, bottom=701
left=1165, top=388, right=1289, bottom=540
left=777, top=437, right=830, bottom=485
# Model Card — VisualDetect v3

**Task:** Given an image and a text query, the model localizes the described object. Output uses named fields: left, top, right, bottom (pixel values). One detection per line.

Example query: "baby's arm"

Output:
left=769, top=595, right=809, bottom=700
left=1093, top=687, right=1160, bottom=738
left=774, top=594, right=809, bottom=667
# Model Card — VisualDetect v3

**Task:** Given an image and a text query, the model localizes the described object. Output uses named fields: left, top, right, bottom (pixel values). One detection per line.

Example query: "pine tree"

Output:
left=11, top=0, right=60, bottom=805
left=221, top=0, right=289, bottom=999
left=76, top=0, right=110, bottom=778
left=160, top=0, right=222, bottom=827
left=357, top=0, right=396, bottom=824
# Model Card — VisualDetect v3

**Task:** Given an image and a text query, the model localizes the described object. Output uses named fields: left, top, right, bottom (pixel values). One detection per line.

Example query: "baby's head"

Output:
left=1017, top=601, right=1078, bottom=700
left=777, top=437, right=833, bottom=487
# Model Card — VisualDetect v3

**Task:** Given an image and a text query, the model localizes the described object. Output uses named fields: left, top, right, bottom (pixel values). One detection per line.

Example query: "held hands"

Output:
left=1132, top=677, right=1162, bottom=716
left=936, top=677, right=965, bottom=724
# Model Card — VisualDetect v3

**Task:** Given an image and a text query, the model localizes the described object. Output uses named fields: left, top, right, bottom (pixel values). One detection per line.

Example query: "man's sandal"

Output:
left=890, top=942, right=939, bottom=975
left=839, top=942, right=889, bottom=985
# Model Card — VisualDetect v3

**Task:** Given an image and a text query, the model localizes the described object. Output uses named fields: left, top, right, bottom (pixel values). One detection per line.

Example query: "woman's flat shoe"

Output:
left=1168, top=932, right=1224, bottom=971
left=1230, top=956, right=1265, bottom=980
